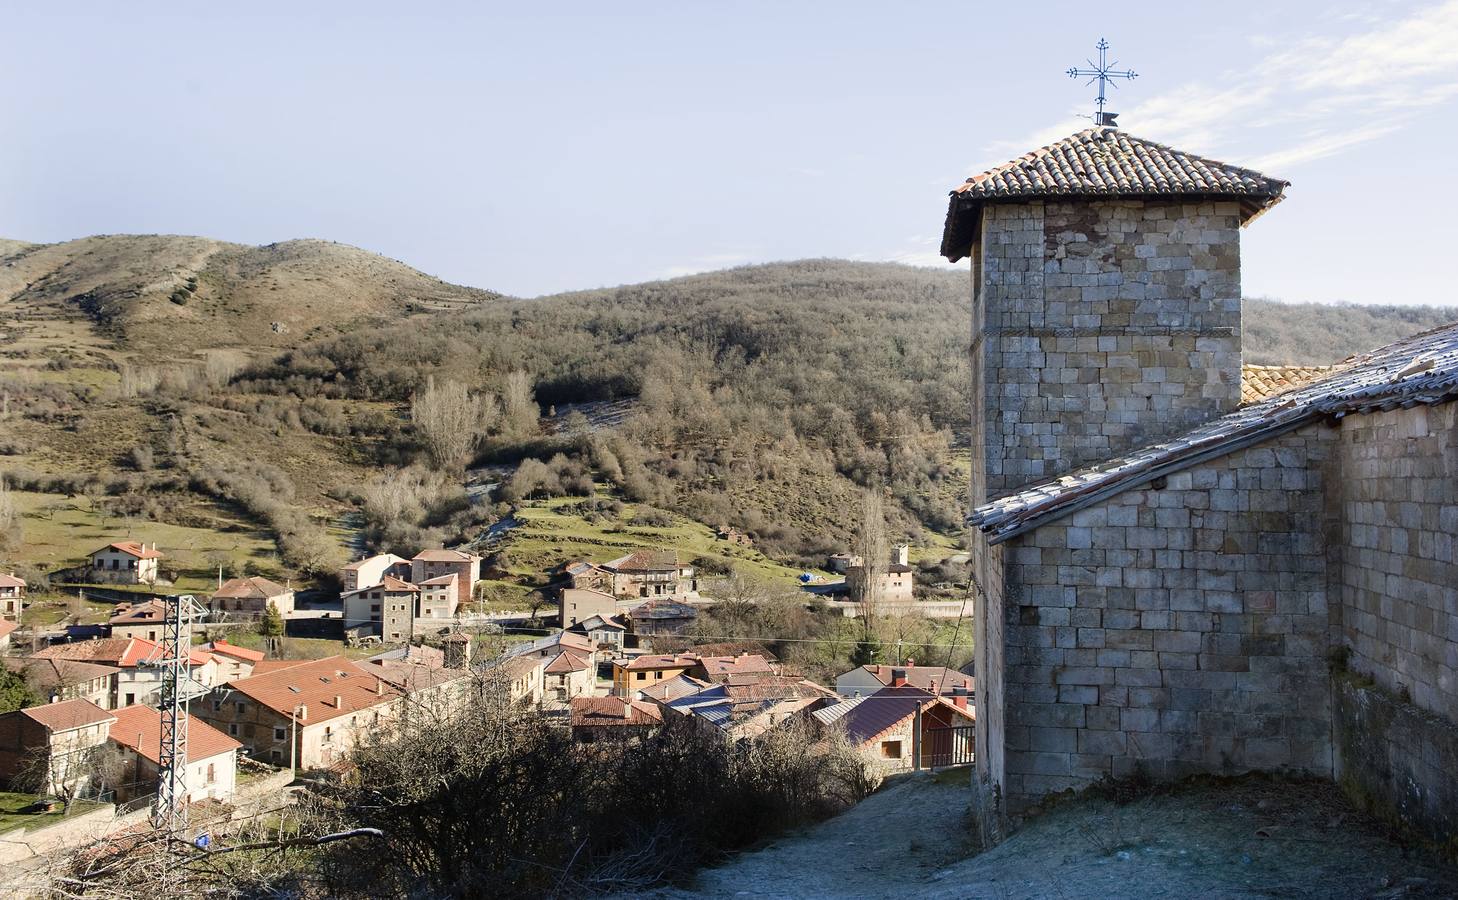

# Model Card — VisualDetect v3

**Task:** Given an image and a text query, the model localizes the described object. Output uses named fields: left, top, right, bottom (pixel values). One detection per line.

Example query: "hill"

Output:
left=3, top=239, right=1456, bottom=591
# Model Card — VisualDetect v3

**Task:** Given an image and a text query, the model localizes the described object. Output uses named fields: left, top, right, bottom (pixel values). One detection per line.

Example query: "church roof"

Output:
left=970, top=322, right=1458, bottom=543
left=941, top=127, right=1288, bottom=261
left=1240, top=364, right=1335, bottom=405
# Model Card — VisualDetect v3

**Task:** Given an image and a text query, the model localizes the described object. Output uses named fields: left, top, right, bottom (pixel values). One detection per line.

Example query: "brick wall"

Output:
left=979, top=199, right=1243, bottom=497
left=998, top=429, right=1335, bottom=805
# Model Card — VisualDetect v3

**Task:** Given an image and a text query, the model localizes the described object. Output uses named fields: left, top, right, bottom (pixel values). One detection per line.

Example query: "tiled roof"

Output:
left=544, top=650, right=591, bottom=674
left=492, top=655, right=547, bottom=681
left=694, top=654, right=774, bottom=679
left=368, top=643, right=446, bottom=666
left=941, top=127, right=1288, bottom=262
left=19, top=699, right=115, bottom=732
left=1240, top=363, right=1336, bottom=404
left=852, top=665, right=974, bottom=695
left=626, top=598, right=698, bottom=621
left=108, top=704, right=241, bottom=764
left=35, top=637, right=209, bottom=667
left=505, top=630, right=594, bottom=660
left=224, top=656, right=399, bottom=723
left=605, top=549, right=680, bottom=572
left=816, top=686, right=973, bottom=745
left=0, top=573, right=25, bottom=588
left=970, top=322, right=1458, bottom=542
left=92, top=541, right=164, bottom=559
left=570, top=696, right=663, bottom=728
left=622, top=653, right=699, bottom=671
left=665, top=675, right=833, bottom=732
left=5, top=657, right=116, bottom=691
left=634, top=673, right=711, bottom=702
left=212, top=576, right=290, bottom=600
left=417, top=572, right=459, bottom=587
left=109, top=599, right=167, bottom=625
left=364, top=657, right=468, bottom=693
left=201, top=640, right=266, bottom=663
left=341, top=553, right=405, bottom=571
left=0, top=620, right=15, bottom=639
left=413, top=548, right=478, bottom=562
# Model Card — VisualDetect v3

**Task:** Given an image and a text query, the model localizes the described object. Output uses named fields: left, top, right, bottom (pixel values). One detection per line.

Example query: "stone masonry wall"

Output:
left=980, top=199, right=1243, bottom=498
left=998, top=429, right=1334, bottom=805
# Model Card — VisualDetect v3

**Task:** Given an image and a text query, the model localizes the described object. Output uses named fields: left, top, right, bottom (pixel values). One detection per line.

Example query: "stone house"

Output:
left=569, top=697, right=663, bottom=743
left=543, top=649, right=594, bottom=703
left=87, top=541, right=162, bottom=585
left=812, top=685, right=974, bottom=771
left=826, top=553, right=861, bottom=574
left=836, top=663, right=974, bottom=699
left=198, top=640, right=265, bottom=682
left=339, top=553, right=410, bottom=594
left=0, top=573, right=24, bottom=620
left=416, top=573, right=458, bottom=621
left=843, top=561, right=915, bottom=605
left=716, top=526, right=752, bottom=547
left=410, top=549, right=479, bottom=612
left=107, top=704, right=240, bottom=804
left=559, top=586, right=635, bottom=629
left=4, top=658, right=116, bottom=709
left=210, top=576, right=295, bottom=619
left=603, top=550, right=698, bottom=600
left=569, top=613, right=628, bottom=653
left=107, top=599, right=167, bottom=642
left=195, top=656, right=401, bottom=771
left=944, top=126, right=1458, bottom=847
left=342, top=575, right=421, bottom=644
left=0, top=700, right=116, bottom=795
left=561, top=560, right=612, bottom=593
left=625, top=597, right=698, bottom=640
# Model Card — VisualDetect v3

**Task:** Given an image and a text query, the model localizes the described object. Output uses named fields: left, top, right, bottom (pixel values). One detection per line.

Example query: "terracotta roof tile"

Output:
left=19, top=699, right=115, bottom=732
left=0, top=620, right=16, bottom=639
left=941, top=128, right=1288, bottom=261
left=544, top=650, right=591, bottom=674
left=108, top=704, right=241, bottom=764
left=109, top=599, right=167, bottom=625
left=855, top=665, right=974, bottom=695
left=92, top=541, right=164, bottom=559
left=570, top=696, right=663, bottom=727
left=0, top=573, right=26, bottom=589
left=1240, top=364, right=1335, bottom=404
left=412, top=549, right=479, bottom=562
left=211, top=576, right=290, bottom=600
left=225, top=656, right=399, bottom=723
left=695, top=654, right=774, bottom=679
left=200, top=640, right=266, bottom=663
left=5, top=657, right=116, bottom=691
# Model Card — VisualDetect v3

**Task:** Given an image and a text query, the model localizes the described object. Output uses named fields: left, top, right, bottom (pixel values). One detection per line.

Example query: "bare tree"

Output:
left=852, top=488, right=887, bottom=632
left=411, top=377, right=494, bottom=471
left=501, top=369, right=538, bottom=440
left=202, top=348, right=248, bottom=389
left=0, top=477, right=19, bottom=551
left=14, top=741, right=126, bottom=812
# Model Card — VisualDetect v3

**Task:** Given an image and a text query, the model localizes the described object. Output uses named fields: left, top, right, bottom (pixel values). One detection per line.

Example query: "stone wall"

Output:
left=979, top=199, right=1243, bottom=497
left=997, top=429, right=1334, bottom=806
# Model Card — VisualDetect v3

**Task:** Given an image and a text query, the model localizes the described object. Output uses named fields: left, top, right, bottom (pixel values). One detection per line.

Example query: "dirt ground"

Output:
left=650, top=773, right=1458, bottom=899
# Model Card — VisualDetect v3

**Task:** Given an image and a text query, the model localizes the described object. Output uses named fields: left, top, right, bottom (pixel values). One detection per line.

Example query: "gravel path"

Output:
left=652, top=774, right=1458, bottom=899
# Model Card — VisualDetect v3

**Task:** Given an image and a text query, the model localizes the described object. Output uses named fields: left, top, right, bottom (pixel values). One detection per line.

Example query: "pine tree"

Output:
left=0, top=666, right=39, bottom=714
left=260, top=601, right=284, bottom=638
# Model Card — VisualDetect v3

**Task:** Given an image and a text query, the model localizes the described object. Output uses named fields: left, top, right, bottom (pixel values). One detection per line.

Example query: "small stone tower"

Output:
left=942, top=127, right=1288, bottom=502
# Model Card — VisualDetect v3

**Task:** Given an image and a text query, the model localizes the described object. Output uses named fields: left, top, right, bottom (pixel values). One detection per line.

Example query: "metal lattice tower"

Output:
left=1067, top=38, right=1138, bottom=126
left=149, top=593, right=209, bottom=836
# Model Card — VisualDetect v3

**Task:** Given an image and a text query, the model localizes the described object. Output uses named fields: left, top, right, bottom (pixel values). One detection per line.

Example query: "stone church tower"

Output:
left=942, top=127, right=1288, bottom=502
left=941, top=128, right=1288, bottom=835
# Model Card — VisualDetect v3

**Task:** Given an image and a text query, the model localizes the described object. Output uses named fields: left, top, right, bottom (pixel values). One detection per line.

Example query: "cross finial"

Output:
left=1067, top=38, right=1137, bottom=127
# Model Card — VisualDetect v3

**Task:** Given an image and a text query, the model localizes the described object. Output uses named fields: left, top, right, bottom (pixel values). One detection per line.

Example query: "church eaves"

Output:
left=969, top=322, right=1458, bottom=543
left=940, top=127, right=1288, bottom=261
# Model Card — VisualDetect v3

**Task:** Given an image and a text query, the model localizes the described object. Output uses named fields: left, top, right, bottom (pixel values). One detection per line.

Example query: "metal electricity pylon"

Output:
left=147, top=593, right=210, bottom=837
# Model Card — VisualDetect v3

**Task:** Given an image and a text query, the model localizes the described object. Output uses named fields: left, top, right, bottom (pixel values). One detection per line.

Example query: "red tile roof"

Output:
left=36, top=637, right=212, bottom=668
left=621, top=654, right=699, bottom=672
left=544, top=650, right=591, bottom=674
left=0, top=620, right=16, bottom=639
left=225, top=656, right=399, bottom=724
left=412, top=549, right=479, bottom=562
left=211, top=576, right=290, bottom=600
left=92, top=541, right=164, bottom=560
left=19, top=699, right=115, bottom=732
left=380, top=575, right=420, bottom=592
left=5, top=657, right=115, bottom=692
left=108, top=704, right=241, bottom=764
left=857, top=665, right=974, bottom=695
left=0, top=573, right=25, bottom=589
left=605, top=549, right=680, bottom=572
left=109, top=599, right=168, bottom=625
left=570, top=696, right=663, bottom=728
left=695, top=654, right=774, bottom=679
left=200, top=640, right=266, bottom=663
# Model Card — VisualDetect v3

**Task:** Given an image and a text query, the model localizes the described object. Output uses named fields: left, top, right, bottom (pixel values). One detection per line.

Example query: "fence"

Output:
left=920, top=723, right=975, bottom=770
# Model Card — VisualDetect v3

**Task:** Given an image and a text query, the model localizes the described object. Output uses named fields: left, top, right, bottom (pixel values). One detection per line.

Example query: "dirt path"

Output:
left=654, top=774, right=1458, bottom=899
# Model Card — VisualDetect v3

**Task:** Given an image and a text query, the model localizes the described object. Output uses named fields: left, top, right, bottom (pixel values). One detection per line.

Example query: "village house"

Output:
left=195, top=656, right=401, bottom=771
left=0, top=572, right=24, bottom=619
left=362, top=652, right=474, bottom=718
left=715, top=526, right=752, bottom=547
left=812, top=684, right=974, bottom=771
left=210, top=576, right=295, bottom=619
left=107, top=704, right=240, bottom=804
left=440, top=633, right=473, bottom=670
left=945, top=126, right=1458, bottom=847
left=339, top=553, right=410, bottom=594
left=560, top=560, right=612, bottom=593
left=559, top=586, right=635, bottom=629
left=87, top=541, right=163, bottom=585
left=568, top=613, right=628, bottom=653
left=603, top=550, right=698, bottom=600
left=33, top=637, right=217, bottom=708
left=836, top=663, right=974, bottom=698
left=0, top=620, right=14, bottom=652
left=690, top=653, right=775, bottom=684
left=843, top=546, right=916, bottom=605
left=488, top=654, right=546, bottom=705
left=611, top=653, right=698, bottom=697
left=0, top=699, right=116, bottom=795
left=633, top=672, right=712, bottom=704
left=505, top=629, right=596, bottom=664
left=342, top=574, right=421, bottom=644
left=198, top=640, right=265, bottom=681
left=665, top=673, right=837, bottom=740
left=625, top=597, right=698, bottom=641
left=543, top=648, right=594, bottom=704
left=569, top=696, right=663, bottom=743
left=107, top=599, right=167, bottom=642
left=825, top=552, right=860, bottom=574
left=410, top=549, right=479, bottom=612
left=5, top=658, right=116, bottom=708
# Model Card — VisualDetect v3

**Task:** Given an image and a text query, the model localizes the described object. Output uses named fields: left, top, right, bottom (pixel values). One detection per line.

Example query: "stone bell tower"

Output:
left=942, top=126, right=1288, bottom=502
left=940, top=127, right=1287, bottom=835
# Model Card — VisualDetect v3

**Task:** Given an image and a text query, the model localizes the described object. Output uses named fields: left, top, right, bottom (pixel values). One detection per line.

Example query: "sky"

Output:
left=3, top=1, right=1458, bottom=303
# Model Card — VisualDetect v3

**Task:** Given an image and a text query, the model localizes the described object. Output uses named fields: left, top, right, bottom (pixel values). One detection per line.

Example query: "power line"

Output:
left=489, top=626, right=975, bottom=652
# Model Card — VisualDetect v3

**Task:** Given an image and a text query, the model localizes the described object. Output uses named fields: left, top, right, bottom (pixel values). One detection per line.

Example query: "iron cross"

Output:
left=1068, top=38, right=1137, bottom=127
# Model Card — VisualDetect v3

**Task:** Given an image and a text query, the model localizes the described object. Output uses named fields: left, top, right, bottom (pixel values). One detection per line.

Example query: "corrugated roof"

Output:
left=971, top=322, right=1458, bottom=542
left=817, top=686, right=974, bottom=745
left=635, top=673, right=711, bottom=702
left=108, top=704, right=240, bottom=764
left=19, top=699, right=115, bottom=732
left=627, top=598, right=698, bottom=621
left=940, top=127, right=1288, bottom=262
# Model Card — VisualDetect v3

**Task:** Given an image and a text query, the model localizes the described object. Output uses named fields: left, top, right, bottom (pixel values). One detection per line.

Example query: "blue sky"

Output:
left=3, top=1, right=1457, bottom=302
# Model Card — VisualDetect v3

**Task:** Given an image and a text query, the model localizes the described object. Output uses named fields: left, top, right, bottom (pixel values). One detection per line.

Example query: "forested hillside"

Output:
left=3, top=235, right=1454, bottom=585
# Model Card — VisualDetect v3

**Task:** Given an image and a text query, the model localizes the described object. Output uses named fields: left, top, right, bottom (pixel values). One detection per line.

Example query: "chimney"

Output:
left=891, top=668, right=908, bottom=688
left=297, top=705, right=307, bottom=721
left=375, top=680, right=384, bottom=696
left=905, top=657, right=915, bottom=668
left=951, top=685, right=968, bottom=709
left=622, top=700, right=633, bottom=719
left=333, top=695, right=342, bottom=708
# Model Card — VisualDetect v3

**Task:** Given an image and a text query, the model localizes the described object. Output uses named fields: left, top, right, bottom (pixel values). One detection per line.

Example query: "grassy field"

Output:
left=498, top=495, right=812, bottom=585
left=0, top=792, right=105, bottom=834
left=5, top=490, right=281, bottom=592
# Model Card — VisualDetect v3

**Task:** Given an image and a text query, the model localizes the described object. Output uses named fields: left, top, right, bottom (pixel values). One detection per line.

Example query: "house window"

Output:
left=212, top=699, right=222, bottom=712
left=880, top=740, right=903, bottom=759
left=274, top=727, right=286, bottom=741
left=323, top=727, right=333, bottom=744
left=236, top=701, right=246, bottom=714
left=206, top=763, right=216, bottom=784
left=228, top=723, right=239, bottom=737
left=270, top=750, right=281, bottom=762
left=635, top=672, right=646, bottom=681
left=124, top=693, right=135, bottom=706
